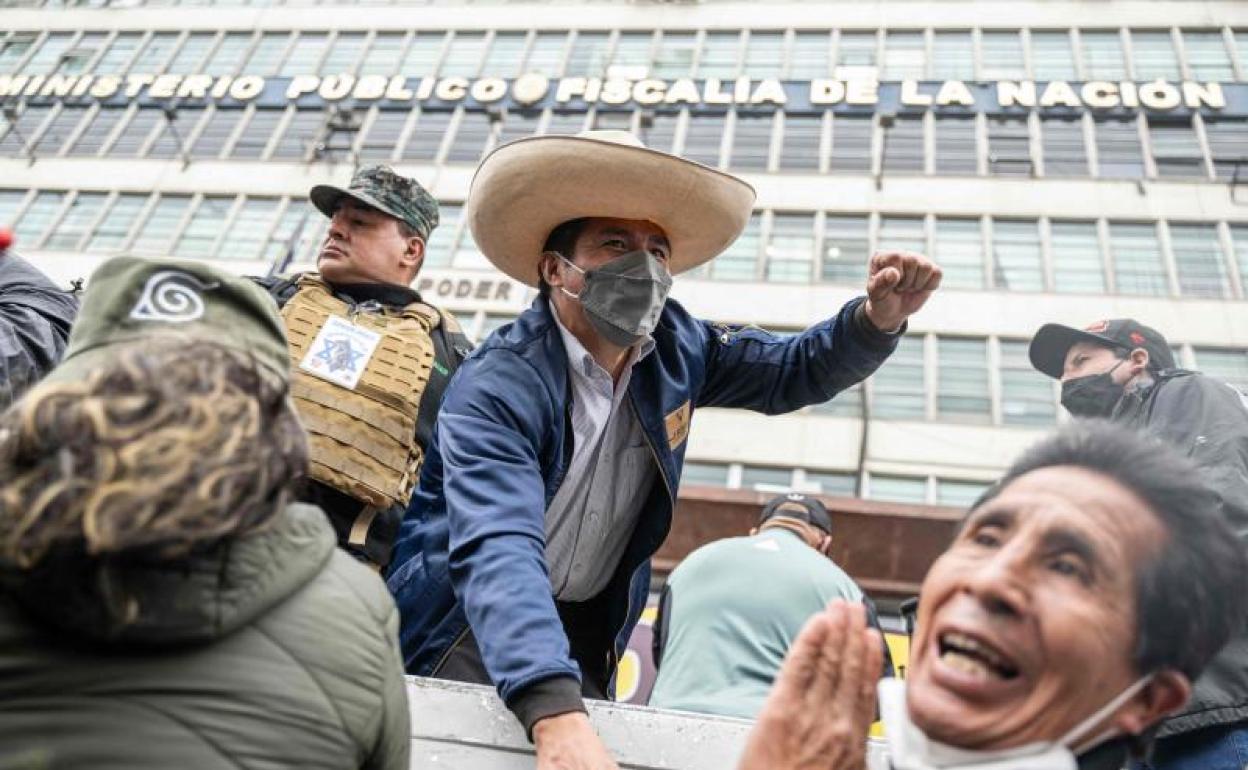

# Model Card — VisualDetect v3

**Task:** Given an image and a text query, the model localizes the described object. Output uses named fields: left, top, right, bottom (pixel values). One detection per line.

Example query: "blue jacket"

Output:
left=386, top=294, right=899, bottom=725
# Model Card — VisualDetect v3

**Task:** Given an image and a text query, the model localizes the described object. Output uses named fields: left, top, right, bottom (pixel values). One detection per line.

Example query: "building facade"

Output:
left=2, top=0, right=1247, bottom=520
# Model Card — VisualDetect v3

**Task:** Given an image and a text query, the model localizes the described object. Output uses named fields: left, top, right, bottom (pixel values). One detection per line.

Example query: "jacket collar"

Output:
left=328, top=280, right=422, bottom=308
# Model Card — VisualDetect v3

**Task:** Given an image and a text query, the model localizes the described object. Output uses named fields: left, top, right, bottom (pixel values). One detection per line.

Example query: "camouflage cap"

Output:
left=309, top=165, right=440, bottom=240
left=44, top=256, right=290, bottom=386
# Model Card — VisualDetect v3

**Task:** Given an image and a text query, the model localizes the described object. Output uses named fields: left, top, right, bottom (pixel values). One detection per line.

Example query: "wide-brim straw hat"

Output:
left=465, top=129, right=757, bottom=288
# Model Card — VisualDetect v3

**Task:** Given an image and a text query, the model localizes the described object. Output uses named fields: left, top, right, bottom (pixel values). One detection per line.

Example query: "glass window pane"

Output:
left=173, top=196, right=233, bottom=258
left=109, top=108, right=161, bottom=157
left=1169, top=223, right=1229, bottom=298
left=934, top=117, right=977, bottom=175
left=358, top=109, right=408, bottom=161
left=263, top=203, right=311, bottom=265
left=1237, top=31, right=1248, bottom=80
left=1207, top=119, right=1248, bottom=180
left=880, top=215, right=927, bottom=254
left=1095, top=118, right=1144, bottom=178
left=980, top=31, right=1024, bottom=80
left=190, top=107, right=244, bottom=159
left=402, top=110, right=452, bottom=160
left=526, top=32, right=568, bottom=77
left=730, top=112, right=773, bottom=171
left=424, top=203, right=459, bottom=268
left=147, top=106, right=204, bottom=159
left=167, top=32, right=215, bottom=72
left=778, top=113, right=822, bottom=171
left=545, top=110, right=587, bottom=136
left=937, top=480, right=990, bottom=507
left=682, top=114, right=725, bottom=167
left=63, top=33, right=106, bottom=75
left=1041, top=117, right=1088, bottom=176
left=229, top=108, right=282, bottom=159
left=478, top=313, right=514, bottom=341
left=938, top=337, right=990, bottom=420
left=131, top=194, right=191, bottom=254
left=0, top=105, right=51, bottom=155
left=13, top=191, right=66, bottom=248
left=872, top=335, right=926, bottom=419
left=932, top=32, right=973, bottom=80
left=1081, top=31, right=1127, bottom=80
left=1185, top=31, right=1234, bottom=81
left=1110, top=222, right=1168, bottom=296
left=403, top=33, right=446, bottom=76
left=883, top=32, right=925, bottom=80
left=640, top=112, right=678, bottom=154
left=31, top=105, right=88, bottom=156
left=132, top=32, right=179, bottom=72
left=1031, top=31, right=1077, bottom=80
left=482, top=32, right=526, bottom=78
left=992, top=219, right=1043, bottom=291
left=870, top=474, right=927, bottom=503
left=741, top=466, right=793, bottom=491
left=43, top=192, right=108, bottom=251
left=496, top=110, right=541, bottom=146
left=610, top=32, right=650, bottom=77
left=204, top=33, right=250, bottom=77
left=1000, top=339, right=1056, bottom=425
left=699, top=32, right=741, bottom=78
left=0, top=34, right=35, bottom=72
left=1232, top=225, right=1248, bottom=295
left=766, top=213, right=814, bottom=283
left=218, top=197, right=279, bottom=261
left=836, top=32, right=877, bottom=73
left=680, top=462, right=729, bottom=487
left=446, top=110, right=492, bottom=163
left=245, top=32, right=290, bottom=76
left=745, top=32, right=785, bottom=79
left=0, top=191, right=26, bottom=228
left=360, top=32, right=406, bottom=77
left=321, top=32, right=366, bottom=75
left=829, top=115, right=873, bottom=174
left=822, top=215, right=867, bottom=284
left=712, top=212, right=760, bottom=281
left=882, top=116, right=924, bottom=174
left=1193, top=348, right=1248, bottom=393
left=281, top=32, right=328, bottom=76
left=809, top=382, right=863, bottom=418
left=1050, top=220, right=1105, bottom=294
left=23, top=32, right=74, bottom=75
left=1150, top=118, right=1205, bottom=178
left=934, top=218, right=983, bottom=289
left=270, top=108, right=320, bottom=160
left=790, top=32, right=831, bottom=79
left=653, top=31, right=697, bottom=80
left=591, top=110, right=631, bottom=132
left=805, top=470, right=856, bottom=497
left=1132, top=31, right=1179, bottom=80
left=565, top=32, right=609, bottom=78
left=86, top=193, right=147, bottom=251
left=987, top=117, right=1031, bottom=176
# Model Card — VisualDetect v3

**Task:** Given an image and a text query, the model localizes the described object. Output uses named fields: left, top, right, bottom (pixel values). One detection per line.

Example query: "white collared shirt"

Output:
left=544, top=301, right=659, bottom=602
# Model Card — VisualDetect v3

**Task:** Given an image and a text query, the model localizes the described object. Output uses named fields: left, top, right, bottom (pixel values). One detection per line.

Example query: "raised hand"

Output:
left=863, top=250, right=942, bottom=333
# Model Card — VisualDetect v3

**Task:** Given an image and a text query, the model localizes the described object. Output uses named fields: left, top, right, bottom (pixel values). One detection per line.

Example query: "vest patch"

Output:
left=299, top=315, right=382, bottom=390
left=665, top=400, right=691, bottom=450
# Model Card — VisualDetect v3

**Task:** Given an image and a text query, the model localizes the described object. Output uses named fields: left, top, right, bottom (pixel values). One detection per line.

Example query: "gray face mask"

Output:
left=555, top=249, right=673, bottom=348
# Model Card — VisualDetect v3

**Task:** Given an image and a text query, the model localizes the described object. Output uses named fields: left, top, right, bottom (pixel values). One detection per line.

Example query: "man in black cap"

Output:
left=647, top=492, right=891, bottom=720
left=1030, top=319, right=1248, bottom=770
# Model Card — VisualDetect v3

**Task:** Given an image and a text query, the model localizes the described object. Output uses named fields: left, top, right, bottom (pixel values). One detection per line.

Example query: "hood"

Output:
left=4, top=503, right=334, bottom=646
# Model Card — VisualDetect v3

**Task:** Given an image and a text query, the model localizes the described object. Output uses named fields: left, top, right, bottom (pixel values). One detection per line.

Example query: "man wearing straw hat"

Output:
left=387, top=129, right=943, bottom=767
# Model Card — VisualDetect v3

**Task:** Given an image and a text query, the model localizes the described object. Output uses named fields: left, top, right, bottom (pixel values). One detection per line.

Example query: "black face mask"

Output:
left=1060, top=359, right=1126, bottom=418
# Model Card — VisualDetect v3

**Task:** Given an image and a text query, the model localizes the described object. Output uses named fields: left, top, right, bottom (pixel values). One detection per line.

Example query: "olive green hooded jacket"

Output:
left=0, top=503, right=410, bottom=770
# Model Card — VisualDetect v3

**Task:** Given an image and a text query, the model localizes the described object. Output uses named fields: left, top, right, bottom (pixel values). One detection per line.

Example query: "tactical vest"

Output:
left=280, top=275, right=437, bottom=533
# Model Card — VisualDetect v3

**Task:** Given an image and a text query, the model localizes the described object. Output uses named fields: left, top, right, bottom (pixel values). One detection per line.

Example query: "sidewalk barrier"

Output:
left=406, top=677, right=890, bottom=769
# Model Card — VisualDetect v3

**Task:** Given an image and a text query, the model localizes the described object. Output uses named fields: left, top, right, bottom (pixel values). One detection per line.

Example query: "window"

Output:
left=109, top=108, right=161, bottom=157
left=167, top=32, right=215, bottom=72
left=1132, top=31, right=1179, bottom=80
left=31, top=105, right=88, bottom=156
left=321, top=32, right=366, bottom=75
left=745, top=32, right=785, bottom=79
left=766, top=213, right=815, bottom=283
left=634, top=112, right=674, bottom=154
left=1080, top=31, right=1126, bottom=80
left=1193, top=348, right=1248, bottom=393
left=280, top=32, right=328, bottom=76
left=741, top=466, right=793, bottom=491
left=478, top=313, right=514, bottom=341
left=1041, top=117, right=1088, bottom=176
left=526, top=32, right=568, bottom=77
left=1237, top=31, right=1248, bottom=79
left=1205, top=120, right=1248, bottom=180
left=270, top=109, right=322, bottom=161
left=980, top=31, right=1024, bottom=79
left=0, top=105, right=51, bottom=156
left=992, top=219, right=1043, bottom=291
left=1232, top=225, right=1248, bottom=294
left=937, top=337, right=990, bottom=420
left=545, top=111, right=586, bottom=136
left=358, top=110, right=409, bottom=161
left=804, top=471, right=856, bottom=497
left=790, top=32, right=831, bottom=79
left=0, top=191, right=26, bottom=228
left=933, top=218, right=983, bottom=290
left=565, top=32, right=609, bottom=78
left=1050, top=220, right=1105, bottom=294
left=440, top=32, right=487, bottom=78
left=999, top=339, right=1056, bottom=425
left=810, top=378, right=863, bottom=417
left=217, top=197, right=279, bottom=261
left=987, top=117, right=1031, bottom=176
left=87, top=193, right=147, bottom=251
left=482, top=32, right=526, bottom=78
left=871, top=335, right=926, bottom=419
left=13, top=191, right=66, bottom=248
left=1149, top=119, right=1205, bottom=178
left=359, top=33, right=406, bottom=76
left=403, top=110, right=452, bottom=160
left=424, top=204, right=459, bottom=268
left=1030, top=31, right=1077, bottom=80
left=610, top=32, right=651, bottom=77
left=680, top=462, right=730, bottom=487
left=880, top=215, right=927, bottom=254
left=42, top=192, right=108, bottom=251
left=174, top=196, right=233, bottom=258
left=932, top=32, right=973, bottom=80
left=937, top=480, right=990, bottom=508
left=23, top=32, right=73, bottom=75
left=1184, top=32, right=1233, bottom=81
left=822, top=215, right=867, bottom=285
left=446, top=110, right=493, bottom=163
left=0, top=34, right=35, bottom=72
left=131, top=194, right=191, bottom=254
left=881, top=117, right=924, bottom=174
left=883, top=32, right=925, bottom=80
left=699, top=32, right=741, bottom=78
left=778, top=113, right=822, bottom=171
left=263, top=203, right=312, bottom=265
left=652, top=32, right=696, bottom=79
left=147, top=107, right=204, bottom=159
left=132, top=32, right=179, bottom=73
left=1095, top=118, right=1144, bottom=178
left=403, top=33, right=446, bottom=76
left=829, top=115, right=873, bottom=174
left=869, top=475, right=928, bottom=504
left=246, top=33, right=291, bottom=76
left=711, top=212, right=760, bottom=281
left=204, top=33, right=250, bottom=77
left=1169, top=223, right=1229, bottom=298
left=682, top=114, right=725, bottom=167
left=190, top=107, right=244, bottom=159
left=934, top=117, right=977, bottom=175
left=836, top=32, right=876, bottom=73
left=730, top=112, right=773, bottom=171
left=1109, top=222, right=1168, bottom=296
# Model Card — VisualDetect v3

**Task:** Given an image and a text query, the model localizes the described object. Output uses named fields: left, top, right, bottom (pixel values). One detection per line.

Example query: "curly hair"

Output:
left=0, top=340, right=308, bottom=570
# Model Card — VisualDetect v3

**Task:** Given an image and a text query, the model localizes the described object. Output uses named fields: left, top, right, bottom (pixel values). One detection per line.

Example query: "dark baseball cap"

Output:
left=1029, top=319, right=1175, bottom=380
left=310, top=165, right=439, bottom=240
left=759, top=493, right=833, bottom=535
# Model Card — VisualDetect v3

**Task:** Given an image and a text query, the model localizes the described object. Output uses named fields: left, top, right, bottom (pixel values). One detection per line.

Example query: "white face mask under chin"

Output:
left=878, top=676, right=1151, bottom=770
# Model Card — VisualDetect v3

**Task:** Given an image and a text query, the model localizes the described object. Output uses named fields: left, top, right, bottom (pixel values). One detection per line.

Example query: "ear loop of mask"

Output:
left=546, top=251, right=584, bottom=301
left=1058, top=674, right=1153, bottom=754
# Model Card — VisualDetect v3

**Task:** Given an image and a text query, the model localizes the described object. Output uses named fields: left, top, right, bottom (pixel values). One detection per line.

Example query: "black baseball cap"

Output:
left=1029, top=319, right=1175, bottom=380
left=759, top=493, right=833, bottom=535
